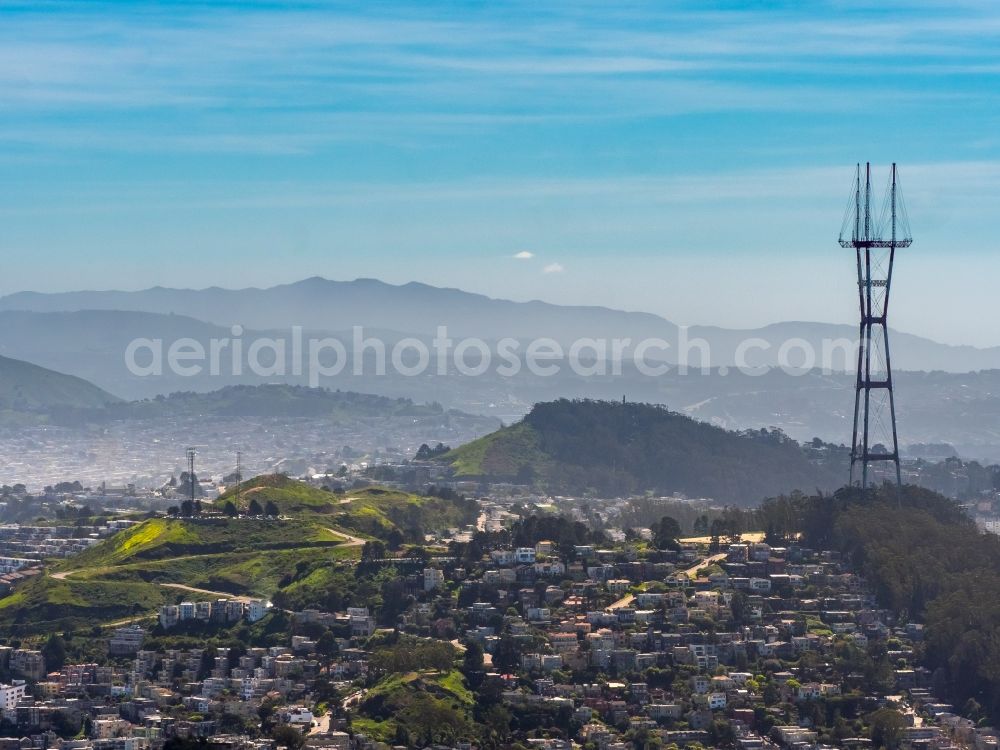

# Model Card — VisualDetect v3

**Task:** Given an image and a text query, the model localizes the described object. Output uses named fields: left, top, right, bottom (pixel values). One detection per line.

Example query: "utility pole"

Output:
left=186, top=447, right=197, bottom=512
left=235, top=450, right=242, bottom=508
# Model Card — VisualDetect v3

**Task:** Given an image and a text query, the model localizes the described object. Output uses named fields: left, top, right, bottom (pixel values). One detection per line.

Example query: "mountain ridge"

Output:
left=0, top=353, right=120, bottom=412
left=2, top=277, right=999, bottom=373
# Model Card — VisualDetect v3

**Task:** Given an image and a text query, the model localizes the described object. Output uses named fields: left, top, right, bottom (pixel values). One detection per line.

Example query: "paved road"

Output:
left=104, top=613, right=157, bottom=628
left=341, top=690, right=366, bottom=711
left=308, top=711, right=332, bottom=736
left=684, top=552, right=727, bottom=578
left=606, top=552, right=727, bottom=610
left=607, top=593, right=635, bottom=611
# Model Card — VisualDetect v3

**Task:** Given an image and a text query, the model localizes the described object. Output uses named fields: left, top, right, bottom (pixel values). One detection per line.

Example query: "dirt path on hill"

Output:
left=159, top=582, right=254, bottom=601
left=47, top=524, right=364, bottom=618
left=50, top=525, right=363, bottom=585
left=323, top=527, right=365, bottom=547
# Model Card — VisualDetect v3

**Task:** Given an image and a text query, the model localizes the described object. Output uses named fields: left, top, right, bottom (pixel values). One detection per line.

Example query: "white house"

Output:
left=281, top=706, right=315, bottom=726
left=246, top=599, right=269, bottom=623
left=708, top=692, right=727, bottom=710
left=423, top=568, right=445, bottom=591
left=515, top=547, right=536, bottom=564
left=0, top=681, right=26, bottom=710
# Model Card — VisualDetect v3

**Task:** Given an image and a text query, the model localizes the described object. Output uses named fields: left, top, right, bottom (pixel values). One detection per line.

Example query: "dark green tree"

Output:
left=317, top=630, right=339, bottom=657
left=270, top=725, right=306, bottom=750
left=42, top=633, right=67, bottom=671
left=653, top=515, right=682, bottom=551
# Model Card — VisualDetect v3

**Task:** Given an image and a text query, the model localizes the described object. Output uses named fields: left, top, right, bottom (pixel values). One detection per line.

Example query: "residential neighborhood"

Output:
left=0, top=497, right=987, bottom=750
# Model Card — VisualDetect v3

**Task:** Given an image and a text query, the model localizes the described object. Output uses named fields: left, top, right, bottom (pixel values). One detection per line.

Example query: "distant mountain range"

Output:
left=3, top=277, right=1000, bottom=459
left=3, top=277, right=1000, bottom=372
left=0, top=277, right=675, bottom=343
left=441, top=398, right=845, bottom=505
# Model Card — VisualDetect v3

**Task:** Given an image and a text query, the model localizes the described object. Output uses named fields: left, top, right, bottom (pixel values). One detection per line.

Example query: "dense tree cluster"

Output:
left=415, top=442, right=451, bottom=460
left=457, top=399, right=847, bottom=505
left=369, top=638, right=456, bottom=674
left=767, top=484, right=1000, bottom=719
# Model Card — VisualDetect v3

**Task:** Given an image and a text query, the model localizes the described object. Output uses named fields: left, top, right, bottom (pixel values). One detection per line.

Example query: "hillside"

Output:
left=0, top=575, right=173, bottom=635
left=0, top=309, right=234, bottom=399
left=56, top=384, right=458, bottom=423
left=442, top=399, right=845, bottom=504
left=769, top=485, right=1000, bottom=721
left=0, top=353, right=119, bottom=413
left=0, top=477, right=478, bottom=634
left=0, top=512, right=355, bottom=633
left=355, top=669, right=473, bottom=745
left=217, top=474, right=478, bottom=542
left=65, top=515, right=344, bottom=569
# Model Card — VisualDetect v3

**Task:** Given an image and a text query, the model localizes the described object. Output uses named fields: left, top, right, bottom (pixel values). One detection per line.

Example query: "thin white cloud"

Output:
left=513, top=250, right=534, bottom=259
left=4, top=3, right=998, bottom=122
left=543, top=262, right=565, bottom=274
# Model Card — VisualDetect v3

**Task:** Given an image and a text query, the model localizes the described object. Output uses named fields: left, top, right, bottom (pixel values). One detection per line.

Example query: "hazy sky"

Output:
left=2, top=1, right=999, bottom=345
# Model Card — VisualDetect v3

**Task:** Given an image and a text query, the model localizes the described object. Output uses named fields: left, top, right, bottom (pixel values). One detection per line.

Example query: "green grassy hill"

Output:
left=444, top=421, right=547, bottom=478
left=0, top=575, right=173, bottom=635
left=0, top=514, right=352, bottom=635
left=354, top=669, right=474, bottom=744
left=219, top=475, right=478, bottom=542
left=220, top=474, right=341, bottom=514
left=65, top=515, right=343, bottom=569
left=0, top=478, right=476, bottom=635
left=442, top=398, right=846, bottom=504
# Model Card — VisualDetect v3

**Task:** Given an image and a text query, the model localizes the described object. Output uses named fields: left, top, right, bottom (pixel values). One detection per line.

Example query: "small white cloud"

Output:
left=542, top=262, right=564, bottom=274
left=513, top=250, right=534, bottom=259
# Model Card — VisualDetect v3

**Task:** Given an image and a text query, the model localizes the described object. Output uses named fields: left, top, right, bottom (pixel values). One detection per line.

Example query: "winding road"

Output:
left=607, top=552, right=727, bottom=610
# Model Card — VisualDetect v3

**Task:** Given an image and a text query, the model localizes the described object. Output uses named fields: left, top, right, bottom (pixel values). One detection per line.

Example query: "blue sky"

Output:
left=2, top=1, right=999, bottom=344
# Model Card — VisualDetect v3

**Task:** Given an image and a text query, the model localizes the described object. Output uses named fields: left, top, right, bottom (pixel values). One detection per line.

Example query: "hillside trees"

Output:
left=652, top=515, right=682, bottom=550
left=444, top=399, right=845, bottom=504
left=787, top=484, right=1000, bottom=719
